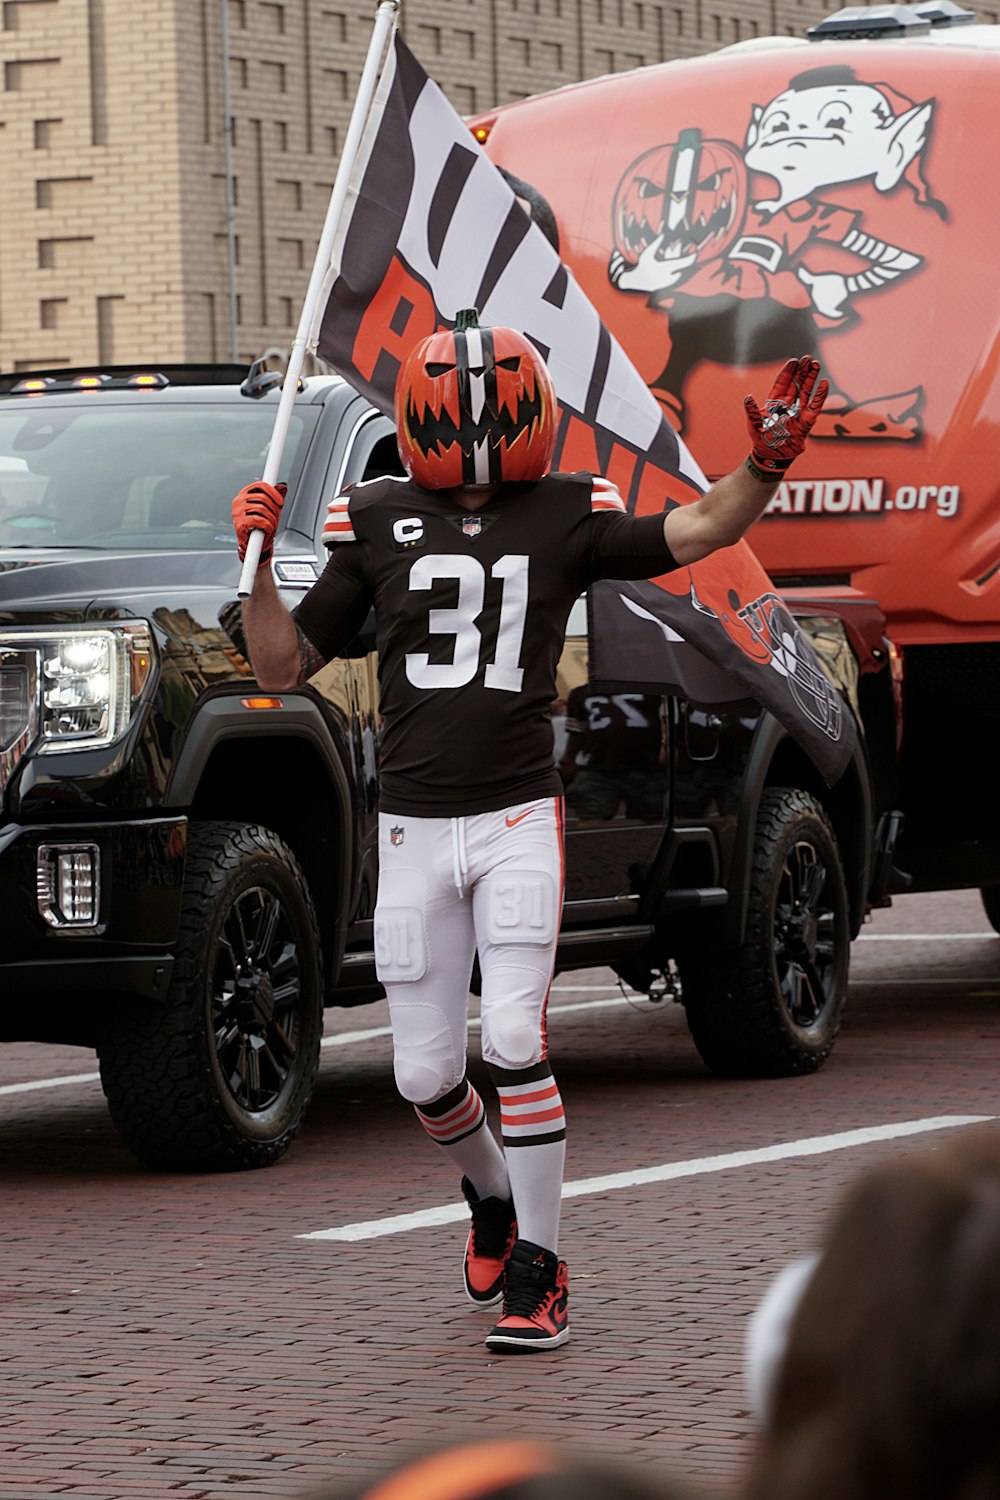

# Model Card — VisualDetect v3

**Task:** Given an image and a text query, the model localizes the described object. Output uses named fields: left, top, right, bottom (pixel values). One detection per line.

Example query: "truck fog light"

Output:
left=36, top=843, right=101, bottom=929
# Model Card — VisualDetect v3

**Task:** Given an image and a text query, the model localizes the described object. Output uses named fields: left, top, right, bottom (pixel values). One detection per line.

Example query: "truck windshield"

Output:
left=0, top=401, right=318, bottom=551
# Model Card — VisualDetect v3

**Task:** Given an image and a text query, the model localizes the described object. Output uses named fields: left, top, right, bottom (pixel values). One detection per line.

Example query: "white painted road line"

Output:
left=319, top=994, right=637, bottom=1052
left=321, top=1022, right=393, bottom=1050
left=2, top=951, right=992, bottom=1101
left=296, top=1114, right=995, bottom=1242
left=0, top=1070, right=101, bottom=1098
left=549, top=983, right=645, bottom=991
left=855, top=933, right=995, bottom=942
left=851, top=978, right=1000, bottom=986
left=0, top=995, right=638, bottom=1101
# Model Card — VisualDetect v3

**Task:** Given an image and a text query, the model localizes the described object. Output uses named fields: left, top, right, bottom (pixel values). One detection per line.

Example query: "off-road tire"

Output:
left=97, top=821, right=322, bottom=1171
left=677, top=788, right=849, bottom=1077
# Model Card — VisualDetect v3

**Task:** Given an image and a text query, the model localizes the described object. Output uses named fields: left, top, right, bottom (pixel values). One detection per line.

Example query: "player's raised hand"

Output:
left=744, top=356, right=829, bottom=482
left=232, top=480, right=287, bottom=566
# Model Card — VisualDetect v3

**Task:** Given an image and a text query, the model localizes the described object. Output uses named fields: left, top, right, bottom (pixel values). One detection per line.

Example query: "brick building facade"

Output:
left=0, top=0, right=992, bottom=371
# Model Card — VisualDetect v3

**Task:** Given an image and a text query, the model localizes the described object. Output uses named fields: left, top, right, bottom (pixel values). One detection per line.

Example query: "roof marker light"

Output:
left=11, top=377, right=54, bottom=394
left=912, top=0, right=977, bottom=23
left=807, top=4, right=933, bottom=38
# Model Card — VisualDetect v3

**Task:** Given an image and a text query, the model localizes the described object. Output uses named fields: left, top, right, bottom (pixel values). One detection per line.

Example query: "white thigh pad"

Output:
left=374, top=868, right=427, bottom=982
left=484, top=869, right=558, bottom=946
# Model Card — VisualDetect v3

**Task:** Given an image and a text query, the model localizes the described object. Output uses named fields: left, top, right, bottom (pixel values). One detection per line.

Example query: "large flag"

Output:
left=313, top=30, right=855, bottom=783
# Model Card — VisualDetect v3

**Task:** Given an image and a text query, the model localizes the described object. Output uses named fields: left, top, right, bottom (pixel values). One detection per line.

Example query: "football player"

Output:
left=233, top=312, right=827, bottom=1353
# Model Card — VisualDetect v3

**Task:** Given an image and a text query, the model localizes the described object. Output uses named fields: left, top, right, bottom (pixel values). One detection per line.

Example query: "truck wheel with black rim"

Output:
left=677, top=788, right=849, bottom=1077
left=97, top=821, right=323, bottom=1171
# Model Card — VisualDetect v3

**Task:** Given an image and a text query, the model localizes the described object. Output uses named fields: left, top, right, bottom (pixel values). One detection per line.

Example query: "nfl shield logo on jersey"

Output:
left=462, top=516, right=482, bottom=538
left=390, top=825, right=405, bottom=846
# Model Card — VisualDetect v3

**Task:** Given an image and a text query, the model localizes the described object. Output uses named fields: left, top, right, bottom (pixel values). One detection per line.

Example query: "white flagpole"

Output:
left=238, top=0, right=400, bottom=598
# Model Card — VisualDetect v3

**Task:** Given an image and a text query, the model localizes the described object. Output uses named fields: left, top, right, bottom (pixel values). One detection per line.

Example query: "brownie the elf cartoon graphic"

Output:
left=609, top=65, right=947, bottom=441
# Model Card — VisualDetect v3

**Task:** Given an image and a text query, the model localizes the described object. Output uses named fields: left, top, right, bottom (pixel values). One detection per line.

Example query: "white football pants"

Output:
left=374, top=796, right=565, bottom=1103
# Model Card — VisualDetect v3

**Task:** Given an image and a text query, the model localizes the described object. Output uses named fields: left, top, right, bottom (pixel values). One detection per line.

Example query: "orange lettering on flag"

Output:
left=556, top=414, right=599, bottom=474
left=557, top=415, right=637, bottom=500
left=633, top=457, right=697, bottom=519
left=352, top=256, right=438, bottom=384
left=558, top=414, right=705, bottom=596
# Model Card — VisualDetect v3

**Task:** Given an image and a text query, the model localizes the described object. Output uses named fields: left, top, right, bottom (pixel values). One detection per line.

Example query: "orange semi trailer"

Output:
left=474, top=2, right=1000, bottom=906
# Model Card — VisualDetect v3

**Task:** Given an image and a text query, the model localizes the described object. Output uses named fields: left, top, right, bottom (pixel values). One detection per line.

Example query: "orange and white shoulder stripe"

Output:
left=590, top=476, right=626, bottom=513
left=321, top=474, right=410, bottom=546
left=321, top=492, right=355, bottom=546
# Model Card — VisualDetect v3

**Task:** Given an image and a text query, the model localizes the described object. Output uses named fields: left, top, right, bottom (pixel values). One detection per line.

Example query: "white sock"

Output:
left=413, top=1079, right=511, bottom=1201
left=490, top=1063, right=566, bottom=1254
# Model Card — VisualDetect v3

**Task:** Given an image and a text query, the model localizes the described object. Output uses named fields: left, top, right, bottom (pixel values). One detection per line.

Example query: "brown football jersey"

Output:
left=294, top=472, right=678, bottom=816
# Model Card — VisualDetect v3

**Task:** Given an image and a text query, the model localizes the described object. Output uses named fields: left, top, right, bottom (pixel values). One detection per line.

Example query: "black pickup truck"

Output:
left=0, top=364, right=899, bottom=1171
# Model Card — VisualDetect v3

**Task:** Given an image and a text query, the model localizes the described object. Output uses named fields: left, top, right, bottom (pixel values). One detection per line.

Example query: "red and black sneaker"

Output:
left=462, top=1177, right=517, bottom=1307
left=485, top=1238, right=569, bottom=1352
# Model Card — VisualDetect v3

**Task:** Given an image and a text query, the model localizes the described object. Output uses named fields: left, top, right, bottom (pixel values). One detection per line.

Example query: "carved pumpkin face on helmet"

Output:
left=613, top=129, right=746, bottom=271
left=395, top=310, right=558, bottom=489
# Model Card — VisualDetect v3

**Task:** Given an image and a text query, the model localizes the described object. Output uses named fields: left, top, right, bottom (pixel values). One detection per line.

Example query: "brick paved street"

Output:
left=2, top=890, right=999, bottom=1500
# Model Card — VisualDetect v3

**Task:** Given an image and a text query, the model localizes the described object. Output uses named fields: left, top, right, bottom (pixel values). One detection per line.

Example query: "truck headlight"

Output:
left=0, top=622, right=154, bottom=788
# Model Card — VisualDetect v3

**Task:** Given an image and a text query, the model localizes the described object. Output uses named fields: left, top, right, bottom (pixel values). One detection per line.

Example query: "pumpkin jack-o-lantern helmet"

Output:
left=395, top=309, right=558, bottom=489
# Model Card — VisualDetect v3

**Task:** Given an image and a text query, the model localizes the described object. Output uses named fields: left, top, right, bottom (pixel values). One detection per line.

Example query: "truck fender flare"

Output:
left=164, top=690, right=356, bottom=944
left=721, top=711, right=874, bottom=947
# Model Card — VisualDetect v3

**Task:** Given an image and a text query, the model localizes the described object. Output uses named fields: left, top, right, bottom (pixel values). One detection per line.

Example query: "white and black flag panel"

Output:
left=313, top=28, right=856, bottom=784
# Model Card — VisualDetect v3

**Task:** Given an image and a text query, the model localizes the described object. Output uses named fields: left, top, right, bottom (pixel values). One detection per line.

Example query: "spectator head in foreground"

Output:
left=310, top=1437, right=696, bottom=1500
left=744, top=1125, right=1000, bottom=1500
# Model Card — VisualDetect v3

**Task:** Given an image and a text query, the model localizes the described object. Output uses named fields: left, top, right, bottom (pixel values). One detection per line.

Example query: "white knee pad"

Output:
left=481, top=991, right=544, bottom=1070
left=389, top=1000, right=465, bottom=1103
left=394, top=1054, right=454, bottom=1104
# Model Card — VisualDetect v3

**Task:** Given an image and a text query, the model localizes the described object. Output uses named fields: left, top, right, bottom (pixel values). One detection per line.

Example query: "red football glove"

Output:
left=231, top=480, right=287, bottom=566
left=744, top=356, right=829, bottom=482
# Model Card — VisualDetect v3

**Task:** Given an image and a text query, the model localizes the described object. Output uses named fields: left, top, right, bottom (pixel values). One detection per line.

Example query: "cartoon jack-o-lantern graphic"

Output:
left=613, top=129, right=747, bottom=279
left=395, top=308, right=558, bottom=489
